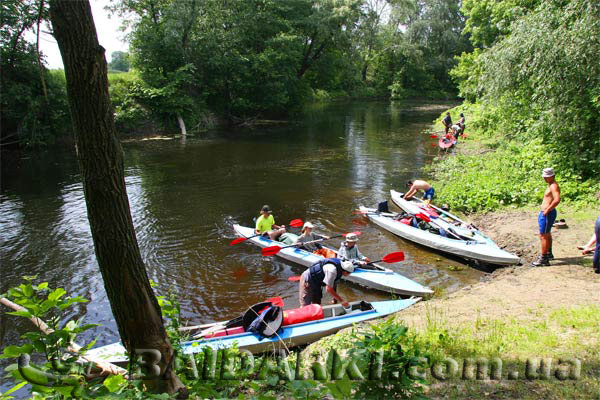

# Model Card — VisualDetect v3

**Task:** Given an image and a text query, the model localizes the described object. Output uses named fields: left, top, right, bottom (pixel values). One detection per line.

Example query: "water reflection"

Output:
left=1, top=100, right=478, bottom=367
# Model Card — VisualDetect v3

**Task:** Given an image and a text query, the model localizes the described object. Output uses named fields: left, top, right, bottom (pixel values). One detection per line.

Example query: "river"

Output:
left=0, top=100, right=482, bottom=388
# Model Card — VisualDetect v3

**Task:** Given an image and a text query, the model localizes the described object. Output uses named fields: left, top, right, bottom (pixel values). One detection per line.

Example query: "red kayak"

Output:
left=438, top=133, right=456, bottom=149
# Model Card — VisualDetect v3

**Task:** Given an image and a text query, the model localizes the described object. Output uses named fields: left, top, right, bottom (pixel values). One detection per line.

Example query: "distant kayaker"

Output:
left=299, top=258, right=354, bottom=307
left=457, top=113, right=466, bottom=135
left=532, top=168, right=561, bottom=266
left=255, top=205, right=286, bottom=240
left=295, top=222, right=334, bottom=258
left=442, top=112, right=452, bottom=135
left=404, top=179, right=435, bottom=206
left=337, top=233, right=369, bottom=265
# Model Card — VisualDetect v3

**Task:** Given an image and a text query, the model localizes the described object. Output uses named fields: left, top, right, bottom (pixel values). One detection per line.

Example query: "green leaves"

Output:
left=103, top=373, right=127, bottom=392
left=0, top=344, right=34, bottom=359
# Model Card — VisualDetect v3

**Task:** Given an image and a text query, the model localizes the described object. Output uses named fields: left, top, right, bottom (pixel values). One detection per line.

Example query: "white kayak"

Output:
left=233, top=224, right=433, bottom=296
left=358, top=203, right=520, bottom=266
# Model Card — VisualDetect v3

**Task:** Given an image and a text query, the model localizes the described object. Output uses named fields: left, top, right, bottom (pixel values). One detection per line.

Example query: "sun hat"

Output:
left=261, top=205, right=272, bottom=213
left=341, top=260, right=355, bottom=273
left=541, top=168, right=555, bottom=178
left=345, top=233, right=359, bottom=243
left=302, top=222, right=314, bottom=232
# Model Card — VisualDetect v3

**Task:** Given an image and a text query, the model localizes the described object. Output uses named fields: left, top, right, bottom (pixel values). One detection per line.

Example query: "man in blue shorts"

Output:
left=404, top=180, right=435, bottom=206
left=532, top=168, right=561, bottom=266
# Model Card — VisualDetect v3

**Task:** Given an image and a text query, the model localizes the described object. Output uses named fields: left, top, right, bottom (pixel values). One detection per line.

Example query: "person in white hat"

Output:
left=299, top=258, right=354, bottom=307
left=533, top=168, right=561, bottom=266
left=337, top=233, right=369, bottom=265
left=295, top=222, right=333, bottom=257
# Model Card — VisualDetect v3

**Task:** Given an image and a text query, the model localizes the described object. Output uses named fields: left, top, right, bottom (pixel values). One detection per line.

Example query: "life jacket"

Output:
left=244, top=303, right=283, bottom=339
left=308, top=258, right=344, bottom=287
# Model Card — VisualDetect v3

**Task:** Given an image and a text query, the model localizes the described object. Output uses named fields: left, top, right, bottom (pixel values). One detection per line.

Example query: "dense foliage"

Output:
left=0, top=0, right=70, bottom=147
left=453, top=0, right=599, bottom=180
left=428, top=0, right=599, bottom=211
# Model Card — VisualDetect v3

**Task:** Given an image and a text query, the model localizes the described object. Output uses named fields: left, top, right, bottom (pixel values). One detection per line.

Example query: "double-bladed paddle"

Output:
left=229, top=219, right=304, bottom=245
left=287, top=251, right=405, bottom=281
left=261, top=231, right=362, bottom=256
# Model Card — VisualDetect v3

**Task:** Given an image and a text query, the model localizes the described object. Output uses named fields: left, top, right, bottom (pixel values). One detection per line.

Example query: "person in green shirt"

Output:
left=255, top=205, right=286, bottom=240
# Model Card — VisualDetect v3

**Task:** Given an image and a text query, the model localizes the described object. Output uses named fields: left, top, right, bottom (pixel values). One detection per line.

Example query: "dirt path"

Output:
left=395, top=208, right=600, bottom=328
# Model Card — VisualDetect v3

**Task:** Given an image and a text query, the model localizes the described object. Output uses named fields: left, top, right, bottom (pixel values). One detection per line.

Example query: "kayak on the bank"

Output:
left=233, top=224, right=433, bottom=296
left=84, top=297, right=421, bottom=361
left=438, top=135, right=455, bottom=149
left=357, top=202, right=520, bottom=266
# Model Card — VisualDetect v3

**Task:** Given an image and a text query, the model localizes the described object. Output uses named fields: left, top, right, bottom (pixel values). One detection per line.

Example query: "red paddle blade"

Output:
left=289, top=219, right=303, bottom=228
left=266, top=296, right=284, bottom=308
left=416, top=212, right=431, bottom=222
left=342, top=231, right=362, bottom=237
left=288, top=276, right=301, bottom=282
left=261, top=246, right=282, bottom=256
left=430, top=134, right=438, bottom=138
left=230, top=237, right=248, bottom=246
left=381, top=251, right=405, bottom=263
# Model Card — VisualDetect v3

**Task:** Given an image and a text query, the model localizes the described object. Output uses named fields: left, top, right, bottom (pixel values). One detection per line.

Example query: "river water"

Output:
left=0, top=100, right=482, bottom=383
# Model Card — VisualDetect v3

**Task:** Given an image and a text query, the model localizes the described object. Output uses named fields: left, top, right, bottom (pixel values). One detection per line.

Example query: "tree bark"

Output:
left=176, top=113, right=187, bottom=136
left=48, top=0, right=185, bottom=396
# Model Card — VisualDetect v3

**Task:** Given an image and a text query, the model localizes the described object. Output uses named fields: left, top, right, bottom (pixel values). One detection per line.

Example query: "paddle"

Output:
left=413, top=212, right=465, bottom=240
left=261, top=231, right=362, bottom=256
left=230, top=219, right=304, bottom=245
left=287, top=251, right=405, bottom=281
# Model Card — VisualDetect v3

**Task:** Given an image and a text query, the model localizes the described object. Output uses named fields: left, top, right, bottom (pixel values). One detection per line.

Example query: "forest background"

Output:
left=2, top=0, right=599, bottom=205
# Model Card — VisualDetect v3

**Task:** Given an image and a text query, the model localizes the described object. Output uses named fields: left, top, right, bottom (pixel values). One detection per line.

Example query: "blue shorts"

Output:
left=538, top=209, right=557, bottom=234
left=424, top=187, right=435, bottom=200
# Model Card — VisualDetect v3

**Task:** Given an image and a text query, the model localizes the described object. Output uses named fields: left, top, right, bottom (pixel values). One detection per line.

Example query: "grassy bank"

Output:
left=303, top=286, right=600, bottom=399
left=424, top=103, right=600, bottom=213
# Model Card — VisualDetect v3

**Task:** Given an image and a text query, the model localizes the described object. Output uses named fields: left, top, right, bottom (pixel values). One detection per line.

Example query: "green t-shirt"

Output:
left=256, top=214, right=275, bottom=233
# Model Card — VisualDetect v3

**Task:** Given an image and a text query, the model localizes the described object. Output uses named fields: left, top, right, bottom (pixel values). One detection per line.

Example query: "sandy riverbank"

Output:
left=397, top=207, right=599, bottom=329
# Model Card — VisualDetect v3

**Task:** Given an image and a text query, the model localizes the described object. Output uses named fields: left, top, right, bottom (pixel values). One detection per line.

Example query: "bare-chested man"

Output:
left=404, top=179, right=435, bottom=206
left=532, top=168, right=561, bottom=266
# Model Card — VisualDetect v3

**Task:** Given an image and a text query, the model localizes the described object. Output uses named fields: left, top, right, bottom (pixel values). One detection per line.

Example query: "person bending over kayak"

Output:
left=299, top=258, right=354, bottom=307
left=404, top=179, right=435, bottom=206
left=295, top=222, right=335, bottom=258
left=337, top=233, right=369, bottom=266
left=255, top=205, right=286, bottom=240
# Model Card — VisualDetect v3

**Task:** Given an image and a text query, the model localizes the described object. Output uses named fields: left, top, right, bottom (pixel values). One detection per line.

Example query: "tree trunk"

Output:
left=48, top=1, right=185, bottom=396
left=176, top=113, right=187, bottom=136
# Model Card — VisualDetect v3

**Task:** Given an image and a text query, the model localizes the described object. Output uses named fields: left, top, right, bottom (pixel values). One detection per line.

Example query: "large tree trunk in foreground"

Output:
left=48, top=0, right=184, bottom=395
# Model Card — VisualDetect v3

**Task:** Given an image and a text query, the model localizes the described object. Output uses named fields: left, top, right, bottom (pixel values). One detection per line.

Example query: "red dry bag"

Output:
left=282, top=304, right=324, bottom=325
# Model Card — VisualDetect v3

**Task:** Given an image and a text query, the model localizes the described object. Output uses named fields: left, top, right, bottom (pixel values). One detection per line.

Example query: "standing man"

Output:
left=442, top=112, right=452, bottom=135
left=255, top=205, right=286, bottom=240
left=532, top=168, right=561, bottom=266
left=404, top=179, right=435, bottom=206
left=593, top=215, right=600, bottom=274
left=298, top=258, right=354, bottom=307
